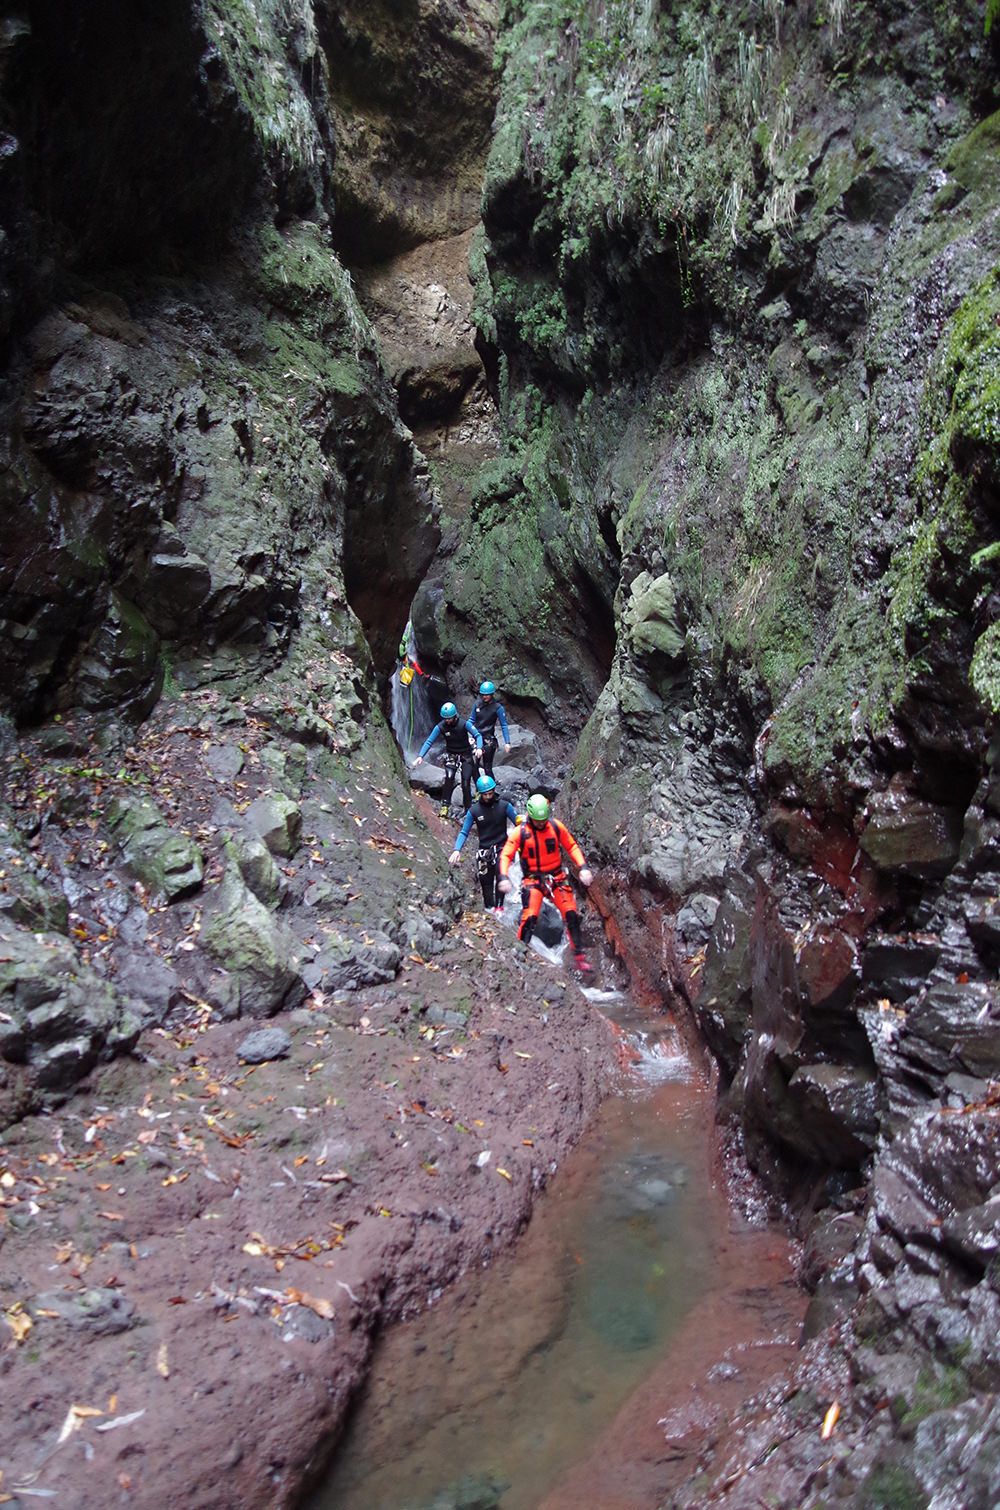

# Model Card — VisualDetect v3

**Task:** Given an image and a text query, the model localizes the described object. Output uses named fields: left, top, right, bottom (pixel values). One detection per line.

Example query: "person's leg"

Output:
left=441, top=759, right=458, bottom=813
left=482, top=737, right=497, bottom=777
left=460, top=756, right=474, bottom=810
left=517, top=881, right=544, bottom=942
left=552, top=879, right=585, bottom=954
left=477, top=847, right=495, bottom=908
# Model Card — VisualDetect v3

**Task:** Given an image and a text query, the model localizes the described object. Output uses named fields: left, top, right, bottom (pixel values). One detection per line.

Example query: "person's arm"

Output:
left=449, top=809, right=475, bottom=864
left=497, top=828, right=520, bottom=891
left=504, top=803, right=518, bottom=826
left=465, top=718, right=483, bottom=751
left=497, top=705, right=510, bottom=747
left=557, top=820, right=592, bottom=883
left=413, top=723, right=440, bottom=763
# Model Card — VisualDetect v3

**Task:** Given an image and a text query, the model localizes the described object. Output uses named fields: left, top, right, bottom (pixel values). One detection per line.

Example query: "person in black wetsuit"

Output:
left=412, top=702, right=483, bottom=816
left=468, top=680, right=511, bottom=779
left=448, top=775, right=519, bottom=913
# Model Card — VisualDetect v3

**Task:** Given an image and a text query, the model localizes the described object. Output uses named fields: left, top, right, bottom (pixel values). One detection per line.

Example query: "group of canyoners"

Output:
left=411, top=682, right=595, bottom=975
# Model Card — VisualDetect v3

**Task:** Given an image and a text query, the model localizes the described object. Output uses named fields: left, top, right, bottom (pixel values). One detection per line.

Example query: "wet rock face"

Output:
left=0, top=0, right=443, bottom=722
left=316, top=0, right=498, bottom=264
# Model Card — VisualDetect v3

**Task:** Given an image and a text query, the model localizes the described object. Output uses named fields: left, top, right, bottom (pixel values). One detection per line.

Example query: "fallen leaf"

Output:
left=821, top=1401, right=840, bottom=1439
left=4, top=1307, right=32, bottom=1344
left=156, top=1342, right=170, bottom=1378
left=497, top=1167, right=513, bottom=1182
left=98, top=1210, right=124, bottom=1221
left=285, top=1287, right=334, bottom=1320
left=514, top=1051, right=533, bottom=1060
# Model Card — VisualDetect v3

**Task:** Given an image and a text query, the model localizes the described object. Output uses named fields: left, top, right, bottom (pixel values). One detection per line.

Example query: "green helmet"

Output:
left=526, top=793, right=550, bottom=824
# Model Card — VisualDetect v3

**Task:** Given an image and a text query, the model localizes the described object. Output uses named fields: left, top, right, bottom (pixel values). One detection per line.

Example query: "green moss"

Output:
left=203, top=0, right=321, bottom=174
left=944, top=107, right=1000, bottom=197
left=859, top=1463, right=929, bottom=1510
left=897, top=1364, right=970, bottom=1428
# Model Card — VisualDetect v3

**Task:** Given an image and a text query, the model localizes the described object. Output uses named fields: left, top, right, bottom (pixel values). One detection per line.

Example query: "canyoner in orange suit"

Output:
left=498, top=794, right=595, bottom=974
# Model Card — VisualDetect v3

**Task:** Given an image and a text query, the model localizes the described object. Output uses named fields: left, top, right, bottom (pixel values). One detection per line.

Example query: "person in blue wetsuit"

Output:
left=448, top=775, right=519, bottom=913
left=412, top=702, right=483, bottom=817
left=468, top=681, right=510, bottom=779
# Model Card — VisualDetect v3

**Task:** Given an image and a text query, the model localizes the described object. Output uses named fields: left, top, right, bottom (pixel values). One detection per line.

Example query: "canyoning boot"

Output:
left=493, top=905, right=505, bottom=919
left=573, top=952, right=594, bottom=975
left=439, top=803, right=449, bottom=819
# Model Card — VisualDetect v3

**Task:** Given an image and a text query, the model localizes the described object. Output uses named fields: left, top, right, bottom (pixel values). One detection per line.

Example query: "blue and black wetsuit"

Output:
left=417, top=717, right=483, bottom=810
left=454, top=797, right=519, bottom=908
left=469, top=697, right=510, bottom=778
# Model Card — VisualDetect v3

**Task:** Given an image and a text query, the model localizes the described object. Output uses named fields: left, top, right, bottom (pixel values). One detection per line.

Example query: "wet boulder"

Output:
left=899, top=980, right=1000, bottom=1083
left=107, top=795, right=204, bottom=901
left=201, top=869, right=306, bottom=1018
left=860, top=788, right=964, bottom=880
left=0, top=923, right=140, bottom=1126
left=862, top=932, right=941, bottom=1003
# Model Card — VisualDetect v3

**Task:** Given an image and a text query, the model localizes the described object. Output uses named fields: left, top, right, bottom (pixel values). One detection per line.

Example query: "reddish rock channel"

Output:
left=309, top=985, right=806, bottom=1510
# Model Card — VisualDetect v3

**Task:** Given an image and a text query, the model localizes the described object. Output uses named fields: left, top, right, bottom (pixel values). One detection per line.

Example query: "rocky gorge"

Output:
left=0, top=0, right=998, bottom=1505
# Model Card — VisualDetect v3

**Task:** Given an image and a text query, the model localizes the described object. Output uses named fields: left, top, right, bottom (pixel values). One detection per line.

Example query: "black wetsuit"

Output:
left=470, top=698, right=509, bottom=778
left=418, top=718, right=480, bottom=810
left=455, top=798, right=519, bottom=907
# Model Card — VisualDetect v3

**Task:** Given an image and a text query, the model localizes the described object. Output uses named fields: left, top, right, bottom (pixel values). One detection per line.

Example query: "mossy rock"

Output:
left=106, top=796, right=204, bottom=901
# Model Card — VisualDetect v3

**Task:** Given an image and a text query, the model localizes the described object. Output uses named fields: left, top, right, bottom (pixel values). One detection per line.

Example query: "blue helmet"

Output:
left=476, top=774, right=497, bottom=795
left=440, top=702, right=458, bottom=720
left=478, top=680, right=495, bottom=697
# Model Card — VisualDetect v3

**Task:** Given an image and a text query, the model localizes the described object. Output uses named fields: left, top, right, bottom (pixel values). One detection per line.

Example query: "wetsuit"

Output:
left=469, top=697, right=510, bottom=778
left=417, top=717, right=483, bottom=811
left=454, top=797, right=519, bottom=908
left=499, top=818, right=588, bottom=950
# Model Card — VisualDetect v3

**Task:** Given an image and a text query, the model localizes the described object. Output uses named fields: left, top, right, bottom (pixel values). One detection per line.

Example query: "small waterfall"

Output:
left=390, top=625, right=434, bottom=760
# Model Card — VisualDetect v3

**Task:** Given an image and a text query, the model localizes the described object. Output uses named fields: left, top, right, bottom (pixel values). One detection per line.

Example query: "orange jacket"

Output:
left=500, top=818, right=585, bottom=880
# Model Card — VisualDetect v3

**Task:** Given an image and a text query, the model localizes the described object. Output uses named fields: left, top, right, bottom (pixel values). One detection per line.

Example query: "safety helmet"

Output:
left=476, top=775, right=497, bottom=795
left=440, top=702, right=458, bottom=720
left=526, top=793, right=550, bottom=824
left=479, top=680, right=495, bottom=697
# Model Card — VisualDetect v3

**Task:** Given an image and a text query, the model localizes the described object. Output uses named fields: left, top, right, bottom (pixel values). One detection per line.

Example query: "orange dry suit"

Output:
left=499, top=817, right=587, bottom=951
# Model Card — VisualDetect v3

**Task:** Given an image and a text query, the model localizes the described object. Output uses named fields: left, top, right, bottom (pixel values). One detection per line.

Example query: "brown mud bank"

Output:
left=0, top=916, right=616, bottom=1508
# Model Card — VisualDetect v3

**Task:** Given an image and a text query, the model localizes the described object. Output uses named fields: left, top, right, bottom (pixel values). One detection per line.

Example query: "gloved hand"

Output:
left=504, top=743, right=511, bottom=753
left=578, top=867, right=593, bottom=887
left=498, top=877, right=511, bottom=893
left=448, top=850, right=462, bottom=866
left=412, top=755, right=423, bottom=766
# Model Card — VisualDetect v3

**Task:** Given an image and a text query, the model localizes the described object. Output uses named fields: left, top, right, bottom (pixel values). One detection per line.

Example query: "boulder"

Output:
left=244, top=793, right=302, bottom=858
left=201, top=870, right=306, bottom=1018
left=107, top=795, right=204, bottom=901
left=0, top=923, right=140, bottom=1125
left=860, top=788, right=964, bottom=880
left=223, top=831, right=287, bottom=909
left=303, top=927, right=401, bottom=991
left=238, top=1026, right=292, bottom=1064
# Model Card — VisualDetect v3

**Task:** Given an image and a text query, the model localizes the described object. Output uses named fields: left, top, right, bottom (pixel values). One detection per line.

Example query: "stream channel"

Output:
left=311, top=938, right=807, bottom=1510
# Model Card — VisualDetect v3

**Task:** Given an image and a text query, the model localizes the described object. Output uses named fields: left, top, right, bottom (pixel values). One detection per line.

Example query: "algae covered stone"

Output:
left=107, top=795, right=204, bottom=900
left=201, top=869, right=306, bottom=1018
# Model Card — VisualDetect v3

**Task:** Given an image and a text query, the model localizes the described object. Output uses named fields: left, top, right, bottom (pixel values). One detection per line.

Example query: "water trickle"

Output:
left=391, top=629, right=435, bottom=759
left=312, top=992, right=804, bottom=1510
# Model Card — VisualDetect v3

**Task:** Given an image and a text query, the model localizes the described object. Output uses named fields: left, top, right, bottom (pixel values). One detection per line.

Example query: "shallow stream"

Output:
left=312, top=971, right=805, bottom=1510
